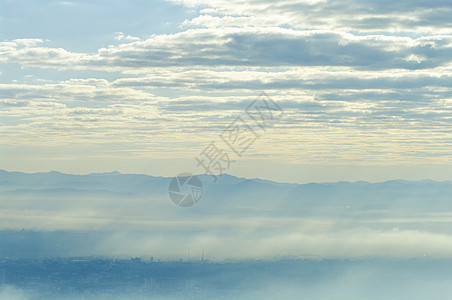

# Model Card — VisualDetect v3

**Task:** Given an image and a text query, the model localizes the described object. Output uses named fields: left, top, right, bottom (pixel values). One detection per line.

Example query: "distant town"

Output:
left=2, top=257, right=451, bottom=299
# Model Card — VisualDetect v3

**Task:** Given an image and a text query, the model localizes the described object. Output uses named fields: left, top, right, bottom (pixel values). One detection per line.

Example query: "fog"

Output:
left=1, top=171, right=452, bottom=260
left=1, top=171, right=452, bottom=299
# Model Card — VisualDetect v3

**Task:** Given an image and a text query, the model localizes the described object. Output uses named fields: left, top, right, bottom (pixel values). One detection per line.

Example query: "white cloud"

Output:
left=114, top=32, right=140, bottom=41
left=2, top=30, right=452, bottom=71
left=171, top=0, right=452, bottom=33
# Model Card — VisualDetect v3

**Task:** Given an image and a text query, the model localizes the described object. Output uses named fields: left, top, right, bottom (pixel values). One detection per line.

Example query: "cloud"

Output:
left=172, top=0, right=452, bottom=33
left=112, top=67, right=452, bottom=92
left=114, top=32, right=140, bottom=41
left=0, top=72, right=450, bottom=166
left=2, top=30, right=452, bottom=71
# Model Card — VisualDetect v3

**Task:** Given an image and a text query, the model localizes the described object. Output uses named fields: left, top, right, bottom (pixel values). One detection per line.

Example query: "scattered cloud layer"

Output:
left=0, top=0, right=451, bottom=179
left=2, top=31, right=452, bottom=70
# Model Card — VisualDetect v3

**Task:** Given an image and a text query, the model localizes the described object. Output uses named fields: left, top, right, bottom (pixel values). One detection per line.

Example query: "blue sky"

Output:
left=0, top=0, right=451, bottom=182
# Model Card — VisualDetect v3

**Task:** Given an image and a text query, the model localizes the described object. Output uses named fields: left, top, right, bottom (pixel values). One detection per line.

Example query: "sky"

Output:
left=0, top=0, right=451, bottom=183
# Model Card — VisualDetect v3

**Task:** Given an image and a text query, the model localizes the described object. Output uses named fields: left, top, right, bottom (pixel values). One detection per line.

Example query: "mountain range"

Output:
left=1, top=170, right=452, bottom=259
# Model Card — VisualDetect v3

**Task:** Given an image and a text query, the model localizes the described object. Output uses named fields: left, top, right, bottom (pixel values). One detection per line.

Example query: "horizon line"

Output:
left=1, top=168, right=450, bottom=185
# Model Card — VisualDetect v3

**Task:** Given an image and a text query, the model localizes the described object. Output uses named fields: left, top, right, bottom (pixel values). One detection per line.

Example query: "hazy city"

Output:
left=1, top=0, right=452, bottom=299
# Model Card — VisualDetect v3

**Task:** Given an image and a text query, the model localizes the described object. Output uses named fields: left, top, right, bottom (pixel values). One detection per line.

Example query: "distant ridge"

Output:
left=1, top=169, right=449, bottom=185
left=1, top=169, right=451, bottom=212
